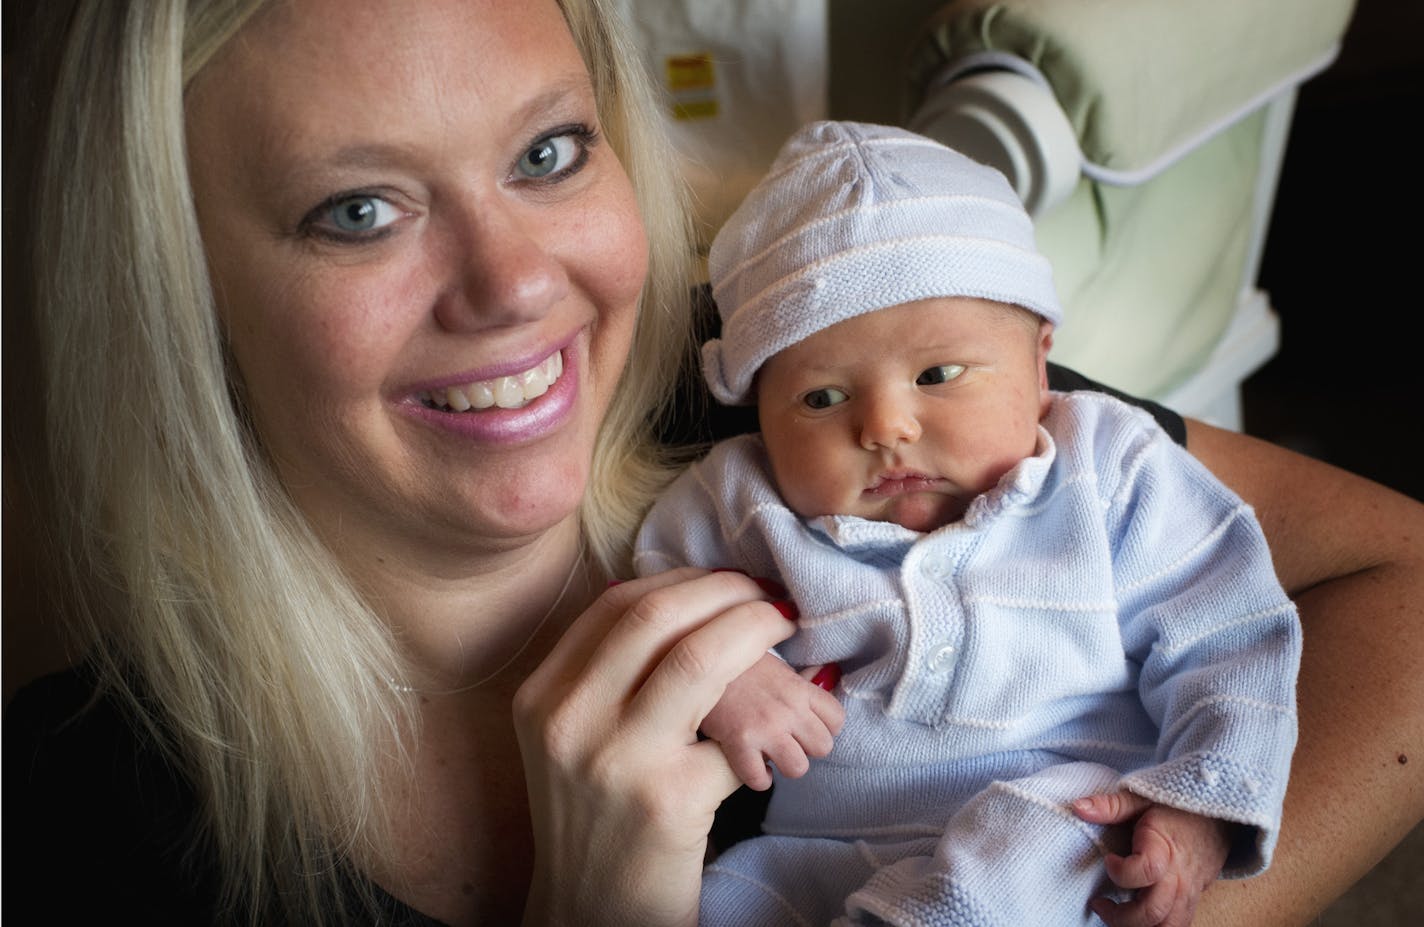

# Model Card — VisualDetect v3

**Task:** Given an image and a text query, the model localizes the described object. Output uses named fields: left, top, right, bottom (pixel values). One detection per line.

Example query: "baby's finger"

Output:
left=1104, top=840, right=1169, bottom=890
left=790, top=712, right=836, bottom=759
left=813, top=690, right=846, bottom=737
left=674, top=737, right=762, bottom=812
left=1114, top=818, right=1174, bottom=889
left=1092, top=877, right=1180, bottom=927
left=724, top=745, right=773, bottom=792
left=764, top=733, right=811, bottom=779
left=1072, top=789, right=1154, bottom=825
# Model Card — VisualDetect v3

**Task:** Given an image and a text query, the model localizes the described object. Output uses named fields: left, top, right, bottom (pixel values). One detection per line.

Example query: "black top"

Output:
left=4, top=667, right=230, bottom=924
left=3, top=667, right=440, bottom=925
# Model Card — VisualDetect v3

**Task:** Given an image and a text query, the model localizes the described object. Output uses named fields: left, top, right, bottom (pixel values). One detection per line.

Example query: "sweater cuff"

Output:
left=1119, top=752, right=1284, bottom=877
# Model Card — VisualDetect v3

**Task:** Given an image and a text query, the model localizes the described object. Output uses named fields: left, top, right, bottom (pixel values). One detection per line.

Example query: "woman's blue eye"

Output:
left=803, top=387, right=848, bottom=410
left=326, top=195, right=399, bottom=234
left=519, top=134, right=580, bottom=178
left=917, top=364, right=966, bottom=385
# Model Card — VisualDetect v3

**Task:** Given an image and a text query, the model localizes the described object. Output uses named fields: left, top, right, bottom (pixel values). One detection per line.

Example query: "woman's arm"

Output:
left=1186, top=419, right=1424, bottom=925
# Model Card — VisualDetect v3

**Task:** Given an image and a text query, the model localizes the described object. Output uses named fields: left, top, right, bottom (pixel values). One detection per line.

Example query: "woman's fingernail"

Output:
left=771, top=600, right=799, bottom=621
left=606, top=579, right=624, bottom=589
left=754, top=577, right=788, bottom=598
left=811, top=663, right=841, bottom=691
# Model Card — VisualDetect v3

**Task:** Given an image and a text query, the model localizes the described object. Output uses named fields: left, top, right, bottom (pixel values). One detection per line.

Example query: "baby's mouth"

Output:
left=864, top=470, right=943, bottom=496
left=418, top=351, right=564, bottom=412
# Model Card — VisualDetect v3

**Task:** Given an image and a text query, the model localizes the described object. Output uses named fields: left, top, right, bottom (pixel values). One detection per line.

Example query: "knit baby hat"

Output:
left=702, top=120, right=1061, bottom=405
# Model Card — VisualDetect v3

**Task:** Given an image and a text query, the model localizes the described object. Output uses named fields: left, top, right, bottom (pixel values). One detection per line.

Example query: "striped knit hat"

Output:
left=703, top=120, right=1061, bottom=405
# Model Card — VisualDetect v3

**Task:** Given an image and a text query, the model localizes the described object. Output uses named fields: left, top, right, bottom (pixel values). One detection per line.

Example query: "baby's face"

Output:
left=756, top=297, right=1051, bottom=532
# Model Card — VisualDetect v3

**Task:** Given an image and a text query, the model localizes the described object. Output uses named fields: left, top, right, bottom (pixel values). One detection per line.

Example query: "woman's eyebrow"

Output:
left=271, top=74, right=596, bottom=184
left=509, top=75, right=598, bottom=129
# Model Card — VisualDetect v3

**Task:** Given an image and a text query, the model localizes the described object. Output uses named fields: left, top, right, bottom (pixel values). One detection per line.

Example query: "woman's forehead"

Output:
left=187, top=0, right=591, bottom=162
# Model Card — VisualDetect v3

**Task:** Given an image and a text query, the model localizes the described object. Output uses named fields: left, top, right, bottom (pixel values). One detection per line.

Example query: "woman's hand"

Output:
left=513, top=568, right=797, bottom=927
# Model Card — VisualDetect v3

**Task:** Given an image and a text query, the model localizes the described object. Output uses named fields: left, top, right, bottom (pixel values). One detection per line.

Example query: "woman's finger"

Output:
left=585, top=571, right=779, bottom=696
left=623, top=593, right=797, bottom=740
left=523, top=567, right=738, bottom=697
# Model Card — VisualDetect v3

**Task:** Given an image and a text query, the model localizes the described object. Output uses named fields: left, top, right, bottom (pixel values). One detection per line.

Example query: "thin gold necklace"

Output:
left=390, top=541, right=586, bottom=696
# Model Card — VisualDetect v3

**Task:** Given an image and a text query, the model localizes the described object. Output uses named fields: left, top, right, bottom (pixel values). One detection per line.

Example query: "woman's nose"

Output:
left=858, top=393, right=922, bottom=450
left=432, top=200, right=570, bottom=332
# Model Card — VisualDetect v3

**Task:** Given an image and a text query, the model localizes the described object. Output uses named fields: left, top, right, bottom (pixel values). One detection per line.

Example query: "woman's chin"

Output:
left=457, top=471, right=588, bottom=546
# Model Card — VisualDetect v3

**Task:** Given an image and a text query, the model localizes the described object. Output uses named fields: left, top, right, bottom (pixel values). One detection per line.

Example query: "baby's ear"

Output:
left=1036, top=322, right=1054, bottom=389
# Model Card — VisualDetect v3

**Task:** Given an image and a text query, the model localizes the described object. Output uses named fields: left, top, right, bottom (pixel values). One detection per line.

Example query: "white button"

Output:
left=926, top=641, right=957, bottom=672
left=921, top=558, right=948, bottom=580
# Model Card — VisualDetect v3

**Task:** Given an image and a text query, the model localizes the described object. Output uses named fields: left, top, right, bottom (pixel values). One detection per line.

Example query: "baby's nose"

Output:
left=858, top=396, right=922, bottom=450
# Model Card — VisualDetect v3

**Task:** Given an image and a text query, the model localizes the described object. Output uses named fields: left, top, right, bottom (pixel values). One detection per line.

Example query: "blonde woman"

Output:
left=4, top=1, right=1421, bottom=925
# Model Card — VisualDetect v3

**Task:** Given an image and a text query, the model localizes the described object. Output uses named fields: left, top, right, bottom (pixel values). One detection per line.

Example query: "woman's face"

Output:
left=186, top=0, right=648, bottom=562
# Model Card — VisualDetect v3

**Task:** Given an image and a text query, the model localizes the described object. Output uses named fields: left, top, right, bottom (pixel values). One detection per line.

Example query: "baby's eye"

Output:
left=802, top=387, right=848, bottom=410
left=916, top=364, right=966, bottom=386
left=518, top=131, right=588, bottom=179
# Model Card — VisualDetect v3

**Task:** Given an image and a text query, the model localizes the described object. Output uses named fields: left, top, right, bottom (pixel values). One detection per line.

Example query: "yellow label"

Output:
left=665, top=53, right=715, bottom=91
left=664, top=53, right=718, bottom=120
left=672, top=100, right=719, bottom=120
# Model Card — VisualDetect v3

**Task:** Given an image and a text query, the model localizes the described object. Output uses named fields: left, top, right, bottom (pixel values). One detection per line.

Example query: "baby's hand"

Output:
left=701, top=654, right=844, bottom=791
left=1073, top=791, right=1233, bottom=927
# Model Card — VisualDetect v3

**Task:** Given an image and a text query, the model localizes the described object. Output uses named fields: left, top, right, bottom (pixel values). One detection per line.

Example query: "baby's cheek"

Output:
left=775, top=466, right=840, bottom=521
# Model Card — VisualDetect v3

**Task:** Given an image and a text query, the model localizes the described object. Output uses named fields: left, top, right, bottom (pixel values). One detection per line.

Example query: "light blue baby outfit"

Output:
left=634, top=391, right=1301, bottom=927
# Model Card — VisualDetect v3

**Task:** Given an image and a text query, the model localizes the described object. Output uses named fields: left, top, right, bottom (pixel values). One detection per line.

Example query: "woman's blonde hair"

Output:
left=22, top=0, right=695, bottom=922
left=560, top=0, right=699, bottom=572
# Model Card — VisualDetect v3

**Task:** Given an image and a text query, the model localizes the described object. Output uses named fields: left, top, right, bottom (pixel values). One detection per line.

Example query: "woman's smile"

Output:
left=418, top=349, right=565, bottom=412
left=402, top=334, right=584, bottom=446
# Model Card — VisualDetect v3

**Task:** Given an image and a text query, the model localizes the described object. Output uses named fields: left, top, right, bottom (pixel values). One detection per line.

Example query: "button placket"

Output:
left=926, top=640, right=957, bottom=673
left=920, top=555, right=951, bottom=581
left=893, top=535, right=970, bottom=722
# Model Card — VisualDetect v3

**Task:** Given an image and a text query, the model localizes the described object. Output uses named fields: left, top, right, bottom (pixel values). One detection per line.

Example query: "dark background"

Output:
left=1246, top=0, right=1424, bottom=504
left=1251, top=9, right=1424, bottom=915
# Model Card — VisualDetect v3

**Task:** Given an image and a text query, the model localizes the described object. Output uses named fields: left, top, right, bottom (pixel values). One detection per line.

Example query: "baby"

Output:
left=635, top=121, right=1301, bottom=926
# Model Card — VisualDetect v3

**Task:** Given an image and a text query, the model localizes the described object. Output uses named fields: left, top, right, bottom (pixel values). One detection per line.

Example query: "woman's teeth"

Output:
left=420, top=351, right=563, bottom=412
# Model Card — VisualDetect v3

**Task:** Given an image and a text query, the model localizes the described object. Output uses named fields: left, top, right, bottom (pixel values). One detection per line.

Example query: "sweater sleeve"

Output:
left=1105, top=422, right=1301, bottom=877
left=633, top=435, right=780, bottom=579
left=633, top=465, right=728, bottom=576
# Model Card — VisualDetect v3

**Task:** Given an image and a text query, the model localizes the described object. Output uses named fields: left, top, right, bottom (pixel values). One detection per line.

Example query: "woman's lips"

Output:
left=401, top=339, right=581, bottom=445
left=418, top=349, right=564, bottom=412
